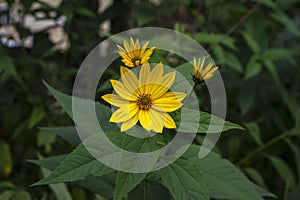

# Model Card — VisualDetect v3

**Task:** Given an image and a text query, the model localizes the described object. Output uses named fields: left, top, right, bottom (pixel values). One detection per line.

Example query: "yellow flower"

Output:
left=102, top=63, right=186, bottom=133
left=193, top=57, right=219, bottom=84
left=117, top=37, right=155, bottom=67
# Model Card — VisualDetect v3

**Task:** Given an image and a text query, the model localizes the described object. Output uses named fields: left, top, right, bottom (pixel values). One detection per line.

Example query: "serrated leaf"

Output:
left=114, top=172, right=147, bottom=200
left=160, top=159, right=209, bottom=200
left=40, top=126, right=88, bottom=146
left=174, top=108, right=245, bottom=133
left=28, top=155, right=66, bottom=171
left=182, top=145, right=264, bottom=199
left=32, top=143, right=113, bottom=185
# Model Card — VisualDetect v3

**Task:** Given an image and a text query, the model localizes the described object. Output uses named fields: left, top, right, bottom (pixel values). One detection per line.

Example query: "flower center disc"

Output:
left=132, top=56, right=141, bottom=66
left=137, top=94, right=152, bottom=110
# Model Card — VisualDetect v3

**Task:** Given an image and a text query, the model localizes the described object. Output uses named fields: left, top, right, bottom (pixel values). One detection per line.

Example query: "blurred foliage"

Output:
left=0, top=0, right=300, bottom=199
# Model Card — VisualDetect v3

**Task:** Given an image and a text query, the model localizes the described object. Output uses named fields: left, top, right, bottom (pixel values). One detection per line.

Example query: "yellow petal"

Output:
left=120, top=66, right=140, bottom=94
left=139, top=110, right=151, bottom=130
left=201, top=63, right=213, bottom=77
left=152, top=92, right=185, bottom=112
left=110, top=80, right=138, bottom=101
left=148, top=109, right=165, bottom=133
left=140, top=41, right=150, bottom=55
left=164, top=114, right=176, bottom=128
left=151, top=71, right=176, bottom=99
left=120, top=113, right=139, bottom=132
left=147, top=62, right=163, bottom=84
left=110, top=103, right=138, bottom=123
left=101, top=94, right=128, bottom=107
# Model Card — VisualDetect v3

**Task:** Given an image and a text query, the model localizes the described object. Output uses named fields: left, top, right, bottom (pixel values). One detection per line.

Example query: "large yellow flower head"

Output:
left=117, top=37, right=155, bottom=67
left=102, top=63, right=186, bottom=133
left=193, top=57, right=219, bottom=84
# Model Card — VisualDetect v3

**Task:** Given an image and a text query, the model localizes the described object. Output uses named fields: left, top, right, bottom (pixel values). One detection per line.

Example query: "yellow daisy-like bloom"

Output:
left=117, top=37, right=155, bottom=67
left=102, top=63, right=186, bottom=133
left=193, top=57, right=219, bottom=84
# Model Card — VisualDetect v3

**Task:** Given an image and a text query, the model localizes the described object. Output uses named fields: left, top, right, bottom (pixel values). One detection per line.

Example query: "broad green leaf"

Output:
left=0, top=191, right=14, bottom=200
left=40, top=126, right=87, bottom=146
left=268, top=155, right=296, bottom=186
left=0, top=140, right=13, bottom=175
left=114, top=172, right=147, bottom=200
left=43, top=81, right=118, bottom=135
left=76, top=174, right=115, bottom=199
left=160, top=159, right=209, bottom=200
left=174, top=108, right=245, bottom=133
left=241, top=30, right=260, bottom=53
left=244, top=122, right=263, bottom=146
left=182, top=145, right=264, bottom=200
left=245, top=55, right=262, bottom=80
left=32, top=143, right=113, bottom=185
left=213, top=45, right=226, bottom=64
left=28, top=155, right=66, bottom=171
left=128, top=181, right=170, bottom=200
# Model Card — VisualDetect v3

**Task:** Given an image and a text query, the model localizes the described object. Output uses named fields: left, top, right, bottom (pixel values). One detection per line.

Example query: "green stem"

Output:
left=238, top=129, right=293, bottom=166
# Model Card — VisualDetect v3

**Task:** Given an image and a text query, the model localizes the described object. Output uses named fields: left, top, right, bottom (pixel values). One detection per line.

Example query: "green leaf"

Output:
left=0, top=47, right=18, bottom=81
left=128, top=180, right=170, bottom=200
left=37, top=131, right=56, bottom=147
left=182, top=145, right=264, bottom=200
left=28, top=155, right=66, bottom=171
left=268, top=155, right=296, bottom=186
left=43, top=81, right=118, bottom=135
left=244, top=122, right=263, bottom=146
left=225, top=52, right=244, bottom=73
left=114, top=172, right=147, bottom=200
left=244, top=167, right=268, bottom=189
left=284, top=139, right=300, bottom=183
left=262, top=48, right=298, bottom=62
left=245, top=55, right=262, bottom=80
left=270, top=10, right=300, bottom=37
left=241, top=30, right=260, bottom=53
left=40, top=126, right=87, bottom=146
left=40, top=164, right=73, bottom=200
left=194, top=33, right=237, bottom=50
left=28, top=108, right=44, bottom=128
left=174, top=108, right=245, bottom=133
left=32, top=143, right=113, bottom=185
left=0, top=140, right=13, bottom=175
left=160, top=159, right=209, bottom=200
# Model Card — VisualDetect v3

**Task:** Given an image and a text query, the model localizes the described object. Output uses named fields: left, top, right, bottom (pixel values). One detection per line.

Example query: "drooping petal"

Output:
left=164, top=113, right=176, bottom=129
left=102, top=94, right=128, bottom=107
left=110, top=103, right=138, bottom=123
left=148, top=109, right=165, bottom=133
left=120, top=112, right=139, bottom=132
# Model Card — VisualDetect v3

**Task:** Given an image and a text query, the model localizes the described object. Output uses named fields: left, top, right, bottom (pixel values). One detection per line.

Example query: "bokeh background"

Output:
left=0, top=0, right=300, bottom=199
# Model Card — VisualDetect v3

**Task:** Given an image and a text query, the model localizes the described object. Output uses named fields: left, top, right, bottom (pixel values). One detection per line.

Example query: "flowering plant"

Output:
left=30, top=37, right=274, bottom=200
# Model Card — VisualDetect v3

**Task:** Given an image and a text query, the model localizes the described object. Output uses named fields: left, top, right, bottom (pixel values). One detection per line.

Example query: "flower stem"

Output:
left=238, top=129, right=293, bottom=166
